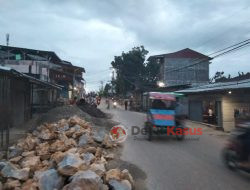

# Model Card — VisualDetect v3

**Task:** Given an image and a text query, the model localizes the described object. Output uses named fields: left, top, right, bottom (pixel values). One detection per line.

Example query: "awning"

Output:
left=176, top=79, right=250, bottom=94
left=149, top=92, right=176, bottom=101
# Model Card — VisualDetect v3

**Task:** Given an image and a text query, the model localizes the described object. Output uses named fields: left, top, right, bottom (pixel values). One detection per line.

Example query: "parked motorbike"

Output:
left=222, top=123, right=250, bottom=173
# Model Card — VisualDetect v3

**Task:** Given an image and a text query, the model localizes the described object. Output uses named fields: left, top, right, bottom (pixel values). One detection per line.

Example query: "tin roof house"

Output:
left=0, top=45, right=85, bottom=99
left=177, top=79, right=250, bottom=132
left=148, top=48, right=212, bottom=87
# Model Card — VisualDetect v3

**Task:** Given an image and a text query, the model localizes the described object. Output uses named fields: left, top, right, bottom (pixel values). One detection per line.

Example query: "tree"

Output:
left=143, top=59, right=160, bottom=87
left=102, top=83, right=112, bottom=97
left=111, top=46, right=149, bottom=96
left=210, top=71, right=225, bottom=83
left=98, top=81, right=104, bottom=96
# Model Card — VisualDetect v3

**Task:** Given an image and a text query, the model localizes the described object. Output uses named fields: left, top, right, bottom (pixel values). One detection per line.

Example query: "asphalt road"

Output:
left=102, top=105, right=250, bottom=190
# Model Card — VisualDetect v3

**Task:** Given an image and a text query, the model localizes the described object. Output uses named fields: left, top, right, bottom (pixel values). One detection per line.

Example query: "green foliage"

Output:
left=210, top=71, right=225, bottom=83
left=144, top=59, right=160, bottom=86
left=102, top=83, right=112, bottom=97
left=110, top=46, right=160, bottom=96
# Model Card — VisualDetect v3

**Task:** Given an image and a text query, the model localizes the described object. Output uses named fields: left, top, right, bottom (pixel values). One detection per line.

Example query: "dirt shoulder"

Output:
left=99, top=106, right=148, bottom=190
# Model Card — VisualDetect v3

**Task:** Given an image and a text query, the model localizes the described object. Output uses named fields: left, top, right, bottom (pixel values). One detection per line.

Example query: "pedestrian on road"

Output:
left=106, top=98, right=110, bottom=109
left=124, top=100, right=128, bottom=110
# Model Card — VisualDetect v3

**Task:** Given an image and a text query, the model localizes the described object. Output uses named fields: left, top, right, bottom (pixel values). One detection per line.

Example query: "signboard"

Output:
left=15, top=54, right=21, bottom=60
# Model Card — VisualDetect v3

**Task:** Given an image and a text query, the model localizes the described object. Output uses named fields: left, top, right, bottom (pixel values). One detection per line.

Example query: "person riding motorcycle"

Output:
left=237, top=125, right=250, bottom=169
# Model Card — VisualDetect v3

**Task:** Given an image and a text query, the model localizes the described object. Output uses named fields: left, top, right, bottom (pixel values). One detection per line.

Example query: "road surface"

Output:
left=101, top=104, right=250, bottom=190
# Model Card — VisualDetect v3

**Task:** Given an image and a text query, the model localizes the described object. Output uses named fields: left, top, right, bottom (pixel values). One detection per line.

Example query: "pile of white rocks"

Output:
left=0, top=116, right=133, bottom=190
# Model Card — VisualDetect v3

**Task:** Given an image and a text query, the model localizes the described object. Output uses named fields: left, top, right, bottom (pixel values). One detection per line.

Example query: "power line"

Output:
left=87, top=78, right=110, bottom=83
left=166, top=42, right=249, bottom=74
left=173, top=39, right=250, bottom=73
left=165, top=39, right=250, bottom=74
left=213, top=41, right=250, bottom=58
left=85, top=69, right=110, bottom=77
left=208, top=39, right=250, bottom=56
left=118, top=39, right=250, bottom=90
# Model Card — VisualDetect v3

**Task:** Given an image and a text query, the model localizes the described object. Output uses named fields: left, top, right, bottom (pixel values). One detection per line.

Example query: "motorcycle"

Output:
left=97, top=99, right=101, bottom=106
left=222, top=123, right=250, bottom=173
left=113, top=101, right=117, bottom=108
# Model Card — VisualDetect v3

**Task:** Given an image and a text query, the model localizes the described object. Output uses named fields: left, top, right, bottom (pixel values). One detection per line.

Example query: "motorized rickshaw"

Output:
left=144, top=92, right=187, bottom=141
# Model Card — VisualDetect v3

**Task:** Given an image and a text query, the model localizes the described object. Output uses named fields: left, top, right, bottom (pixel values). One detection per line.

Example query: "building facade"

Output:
left=177, top=79, right=250, bottom=132
left=0, top=45, right=62, bottom=82
left=50, top=61, right=85, bottom=99
left=0, top=45, right=85, bottom=99
left=148, top=48, right=211, bottom=87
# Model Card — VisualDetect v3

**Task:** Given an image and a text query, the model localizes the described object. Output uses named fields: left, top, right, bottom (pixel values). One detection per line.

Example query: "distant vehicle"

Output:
left=144, top=92, right=187, bottom=141
left=222, top=122, right=250, bottom=173
left=113, top=101, right=117, bottom=108
left=96, top=96, right=101, bottom=105
left=106, top=99, right=110, bottom=109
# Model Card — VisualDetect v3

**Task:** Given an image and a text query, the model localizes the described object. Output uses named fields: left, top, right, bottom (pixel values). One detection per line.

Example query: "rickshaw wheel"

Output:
left=176, top=134, right=184, bottom=141
left=147, top=123, right=153, bottom=141
left=176, top=126, right=185, bottom=141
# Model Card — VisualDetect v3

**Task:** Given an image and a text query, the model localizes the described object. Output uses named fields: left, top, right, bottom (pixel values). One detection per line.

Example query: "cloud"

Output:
left=0, top=0, right=250, bottom=90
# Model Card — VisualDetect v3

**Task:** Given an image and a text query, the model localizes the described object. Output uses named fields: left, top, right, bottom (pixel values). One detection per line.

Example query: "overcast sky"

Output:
left=0, top=0, right=250, bottom=91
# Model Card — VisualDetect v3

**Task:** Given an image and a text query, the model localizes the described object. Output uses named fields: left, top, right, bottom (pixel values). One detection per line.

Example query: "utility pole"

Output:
left=5, top=33, right=10, bottom=66
left=112, top=69, right=115, bottom=81
left=5, top=33, right=10, bottom=157
left=6, top=33, right=9, bottom=46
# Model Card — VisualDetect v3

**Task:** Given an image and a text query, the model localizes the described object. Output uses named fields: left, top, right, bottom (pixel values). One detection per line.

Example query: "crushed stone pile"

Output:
left=0, top=116, right=133, bottom=190
left=77, top=100, right=106, bottom=118
left=38, top=105, right=93, bottom=125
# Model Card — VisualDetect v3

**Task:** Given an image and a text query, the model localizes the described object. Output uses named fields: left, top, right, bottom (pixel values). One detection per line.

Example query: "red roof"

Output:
left=148, top=48, right=211, bottom=60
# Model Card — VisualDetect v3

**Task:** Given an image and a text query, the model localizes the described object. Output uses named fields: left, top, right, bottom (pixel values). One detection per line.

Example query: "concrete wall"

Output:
left=163, top=58, right=209, bottom=86
left=4, top=60, right=50, bottom=81
left=222, top=93, right=250, bottom=132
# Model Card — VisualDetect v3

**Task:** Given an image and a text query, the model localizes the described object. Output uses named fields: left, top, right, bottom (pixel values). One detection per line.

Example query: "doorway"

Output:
left=189, top=101, right=203, bottom=122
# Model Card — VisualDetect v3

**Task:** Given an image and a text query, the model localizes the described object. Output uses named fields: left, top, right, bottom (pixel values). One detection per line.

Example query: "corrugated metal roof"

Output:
left=0, top=65, right=62, bottom=89
left=0, top=45, right=62, bottom=64
left=0, top=65, right=12, bottom=71
left=148, top=48, right=212, bottom=61
left=21, top=73, right=63, bottom=89
left=61, top=60, right=72, bottom=65
left=0, top=45, right=85, bottom=73
left=27, top=54, right=48, bottom=61
left=0, top=50, right=15, bottom=59
left=176, top=79, right=250, bottom=93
